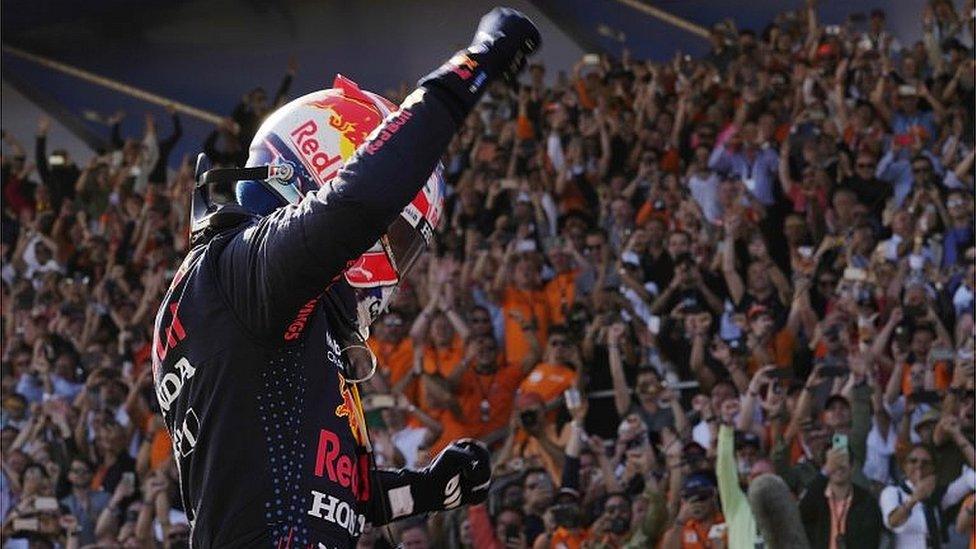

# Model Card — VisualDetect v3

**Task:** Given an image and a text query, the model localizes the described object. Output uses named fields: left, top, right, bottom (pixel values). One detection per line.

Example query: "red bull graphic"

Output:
left=312, top=428, right=371, bottom=503
left=334, top=374, right=366, bottom=447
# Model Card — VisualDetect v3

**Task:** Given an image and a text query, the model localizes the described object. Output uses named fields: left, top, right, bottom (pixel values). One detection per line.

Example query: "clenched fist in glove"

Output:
left=420, top=7, right=541, bottom=122
left=374, top=439, right=492, bottom=523
left=426, top=439, right=492, bottom=509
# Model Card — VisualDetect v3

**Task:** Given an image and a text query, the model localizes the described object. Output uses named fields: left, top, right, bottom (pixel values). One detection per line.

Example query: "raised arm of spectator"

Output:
left=721, top=221, right=745, bottom=304
left=490, top=240, right=518, bottom=303
left=786, top=276, right=817, bottom=338
left=139, top=114, right=160, bottom=174
left=607, top=323, right=632, bottom=416
left=716, top=424, right=749, bottom=529
left=831, top=59, right=850, bottom=127
left=778, top=141, right=796, bottom=197
left=954, top=148, right=975, bottom=181
left=868, top=308, right=902, bottom=362
left=938, top=413, right=976, bottom=469
left=869, top=69, right=893, bottom=125
left=689, top=315, right=718, bottom=392
left=160, top=108, right=183, bottom=149
left=596, top=110, right=612, bottom=179
left=559, top=417, right=585, bottom=495
left=738, top=365, right=775, bottom=433
left=707, top=138, right=733, bottom=174
left=34, top=116, right=52, bottom=186
left=917, top=82, right=946, bottom=123
left=273, top=57, right=298, bottom=107
left=848, top=356, right=873, bottom=466
left=409, top=279, right=441, bottom=343
left=942, top=59, right=976, bottom=103
left=440, top=282, right=471, bottom=341
left=784, top=365, right=824, bottom=443
left=883, top=359, right=906, bottom=408
left=669, top=89, right=689, bottom=150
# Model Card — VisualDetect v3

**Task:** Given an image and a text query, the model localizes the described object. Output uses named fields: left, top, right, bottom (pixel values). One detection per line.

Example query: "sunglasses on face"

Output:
left=856, top=162, right=875, bottom=169
left=549, top=339, right=572, bottom=347
left=470, top=316, right=491, bottom=324
left=683, top=489, right=715, bottom=502
left=911, top=165, right=931, bottom=174
left=526, top=481, right=552, bottom=490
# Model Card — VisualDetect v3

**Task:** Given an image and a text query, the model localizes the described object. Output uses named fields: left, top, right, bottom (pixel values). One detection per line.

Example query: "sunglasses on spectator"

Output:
left=911, top=165, right=931, bottom=173
left=526, top=480, right=552, bottom=490
left=856, top=162, right=875, bottom=169
left=818, top=278, right=838, bottom=287
left=549, top=338, right=572, bottom=347
left=682, top=488, right=715, bottom=502
left=469, top=316, right=491, bottom=324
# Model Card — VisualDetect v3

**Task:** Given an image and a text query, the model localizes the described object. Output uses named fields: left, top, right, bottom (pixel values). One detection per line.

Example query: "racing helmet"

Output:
left=238, top=75, right=445, bottom=328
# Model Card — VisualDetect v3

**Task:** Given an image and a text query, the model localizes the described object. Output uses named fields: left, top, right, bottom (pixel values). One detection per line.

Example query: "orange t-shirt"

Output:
left=663, top=513, right=726, bottom=549
left=544, top=271, right=577, bottom=327
left=149, top=428, right=173, bottom=471
left=747, top=329, right=796, bottom=375
left=368, top=337, right=417, bottom=401
left=519, top=362, right=577, bottom=403
left=422, top=335, right=464, bottom=377
left=900, top=361, right=951, bottom=395
left=502, top=286, right=551, bottom=366
left=428, top=408, right=472, bottom=455
left=457, top=362, right=526, bottom=439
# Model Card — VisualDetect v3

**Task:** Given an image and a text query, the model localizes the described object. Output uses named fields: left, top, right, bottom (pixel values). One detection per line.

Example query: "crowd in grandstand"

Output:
left=1, top=0, right=975, bottom=547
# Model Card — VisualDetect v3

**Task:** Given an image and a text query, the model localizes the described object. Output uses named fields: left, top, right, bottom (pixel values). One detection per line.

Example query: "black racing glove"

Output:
left=419, top=7, right=541, bottom=123
left=370, top=439, right=492, bottom=525
left=425, top=438, right=491, bottom=509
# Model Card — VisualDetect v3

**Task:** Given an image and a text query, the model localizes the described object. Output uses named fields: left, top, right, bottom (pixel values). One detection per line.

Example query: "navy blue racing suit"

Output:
left=152, top=10, right=539, bottom=546
left=151, top=86, right=466, bottom=547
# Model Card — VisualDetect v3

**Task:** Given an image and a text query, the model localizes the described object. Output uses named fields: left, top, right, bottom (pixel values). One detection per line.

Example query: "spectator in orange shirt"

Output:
left=744, top=304, right=796, bottom=374
left=544, top=240, right=584, bottom=327
left=520, top=325, right=580, bottom=405
left=660, top=473, right=726, bottom=549
left=453, top=331, right=539, bottom=439
left=491, top=250, right=551, bottom=366
left=367, top=310, right=416, bottom=399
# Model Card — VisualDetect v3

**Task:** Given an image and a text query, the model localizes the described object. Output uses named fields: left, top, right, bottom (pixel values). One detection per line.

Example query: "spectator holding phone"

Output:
left=59, top=457, right=110, bottom=545
left=799, top=446, right=883, bottom=549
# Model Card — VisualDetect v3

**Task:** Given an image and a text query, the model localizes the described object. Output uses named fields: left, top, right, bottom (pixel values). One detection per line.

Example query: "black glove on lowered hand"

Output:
left=425, top=438, right=492, bottom=509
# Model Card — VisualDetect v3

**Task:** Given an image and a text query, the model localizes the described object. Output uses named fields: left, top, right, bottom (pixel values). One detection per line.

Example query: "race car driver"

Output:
left=151, top=8, right=540, bottom=547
